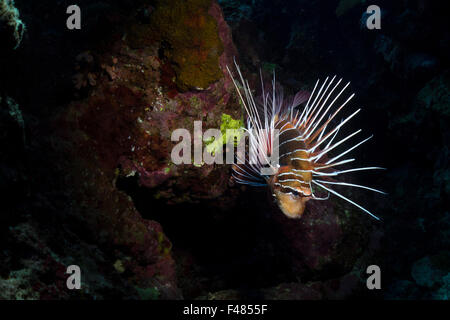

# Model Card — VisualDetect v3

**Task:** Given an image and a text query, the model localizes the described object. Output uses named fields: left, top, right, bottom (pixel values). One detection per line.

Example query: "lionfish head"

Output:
left=228, top=61, right=386, bottom=220
left=271, top=183, right=311, bottom=219
left=269, top=160, right=314, bottom=219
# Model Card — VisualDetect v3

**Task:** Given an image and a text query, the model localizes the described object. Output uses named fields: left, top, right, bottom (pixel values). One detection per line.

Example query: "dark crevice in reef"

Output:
left=116, top=173, right=297, bottom=299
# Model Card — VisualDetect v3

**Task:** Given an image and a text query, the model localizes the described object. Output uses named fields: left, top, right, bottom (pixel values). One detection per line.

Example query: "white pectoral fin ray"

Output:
left=315, top=180, right=386, bottom=194
left=312, top=180, right=380, bottom=220
left=325, top=135, right=373, bottom=165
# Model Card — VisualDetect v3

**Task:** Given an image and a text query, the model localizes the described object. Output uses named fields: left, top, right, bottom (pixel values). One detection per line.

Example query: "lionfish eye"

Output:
left=291, top=190, right=300, bottom=197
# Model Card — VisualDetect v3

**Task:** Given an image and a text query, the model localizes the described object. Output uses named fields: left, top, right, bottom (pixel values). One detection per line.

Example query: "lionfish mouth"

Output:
left=228, top=61, right=386, bottom=220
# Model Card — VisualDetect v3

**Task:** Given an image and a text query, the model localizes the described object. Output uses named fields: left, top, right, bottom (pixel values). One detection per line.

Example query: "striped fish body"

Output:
left=269, top=117, right=315, bottom=218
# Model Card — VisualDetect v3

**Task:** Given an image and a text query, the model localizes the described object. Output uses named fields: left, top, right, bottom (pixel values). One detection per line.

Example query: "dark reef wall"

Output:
left=219, top=0, right=450, bottom=299
left=0, top=0, right=448, bottom=299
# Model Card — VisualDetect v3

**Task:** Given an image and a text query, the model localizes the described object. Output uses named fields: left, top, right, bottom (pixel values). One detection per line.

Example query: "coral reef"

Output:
left=0, top=0, right=25, bottom=49
left=411, top=252, right=450, bottom=299
left=0, top=0, right=448, bottom=300
left=40, top=0, right=239, bottom=298
left=128, top=0, right=225, bottom=91
left=0, top=0, right=384, bottom=300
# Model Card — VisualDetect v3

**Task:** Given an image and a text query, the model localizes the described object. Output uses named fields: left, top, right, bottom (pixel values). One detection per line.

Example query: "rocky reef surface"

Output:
left=0, top=0, right=448, bottom=299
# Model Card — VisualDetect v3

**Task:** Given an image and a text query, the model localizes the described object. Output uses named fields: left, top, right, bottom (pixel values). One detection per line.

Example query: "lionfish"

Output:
left=227, top=62, right=386, bottom=220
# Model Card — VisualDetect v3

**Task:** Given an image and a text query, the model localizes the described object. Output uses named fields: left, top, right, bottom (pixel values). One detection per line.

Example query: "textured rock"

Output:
left=0, top=0, right=25, bottom=49
left=144, top=0, right=224, bottom=91
left=411, top=252, right=450, bottom=288
left=46, top=0, right=242, bottom=299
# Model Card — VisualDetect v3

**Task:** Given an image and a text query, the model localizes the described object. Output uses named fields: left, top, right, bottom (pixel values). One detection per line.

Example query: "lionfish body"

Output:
left=228, top=63, right=385, bottom=220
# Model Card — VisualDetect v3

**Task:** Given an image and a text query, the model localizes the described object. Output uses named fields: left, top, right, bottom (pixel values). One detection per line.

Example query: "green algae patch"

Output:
left=220, top=113, right=244, bottom=137
left=205, top=113, right=244, bottom=155
left=149, top=0, right=224, bottom=91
